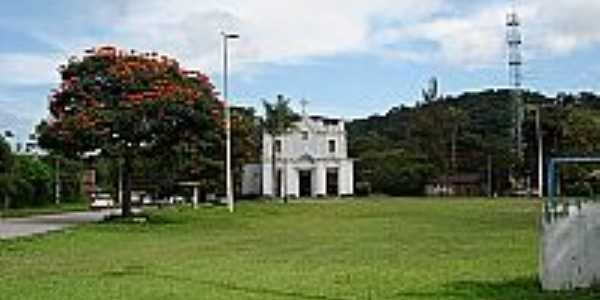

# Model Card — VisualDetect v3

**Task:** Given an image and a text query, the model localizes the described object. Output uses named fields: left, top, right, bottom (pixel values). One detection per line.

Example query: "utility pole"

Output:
left=283, top=158, right=288, bottom=203
left=55, top=156, right=61, bottom=205
left=118, top=159, right=123, bottom=204
left=451, top=126, right=458, bottom=173
left=536, top=107, right=543, bottom=197
left=222, top=31, right=240, bottom=213
left=488, top=154, right=493, bottom=198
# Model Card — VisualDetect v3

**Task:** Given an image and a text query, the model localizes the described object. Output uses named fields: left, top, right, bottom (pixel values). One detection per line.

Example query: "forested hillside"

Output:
left=348, top=89, right=600, bottom=196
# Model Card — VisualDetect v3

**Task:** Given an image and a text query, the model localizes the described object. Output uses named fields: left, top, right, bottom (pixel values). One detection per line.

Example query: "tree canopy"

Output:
left=0, top=136, right=12, bottom=174
left=37, top=46, right=224, bottom=216
left=348, top=89, right=600, bottom=196
left=262, top=95, right=300, bottom=137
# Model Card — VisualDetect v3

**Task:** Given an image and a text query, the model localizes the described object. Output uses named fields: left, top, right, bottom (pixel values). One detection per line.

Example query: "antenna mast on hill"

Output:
left=507, top=2, right=525, bottom=167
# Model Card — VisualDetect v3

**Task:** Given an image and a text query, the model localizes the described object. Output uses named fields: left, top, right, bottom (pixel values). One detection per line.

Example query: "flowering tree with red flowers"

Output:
left=37, top=46, right=224, bottom=217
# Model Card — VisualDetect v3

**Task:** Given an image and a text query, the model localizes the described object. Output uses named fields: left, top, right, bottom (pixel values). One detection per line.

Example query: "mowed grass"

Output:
left=0, top=198, right=598, bottom=300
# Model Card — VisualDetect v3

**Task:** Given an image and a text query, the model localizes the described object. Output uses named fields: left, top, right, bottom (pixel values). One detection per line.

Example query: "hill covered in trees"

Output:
left=347, top=89, right=600, bottom=196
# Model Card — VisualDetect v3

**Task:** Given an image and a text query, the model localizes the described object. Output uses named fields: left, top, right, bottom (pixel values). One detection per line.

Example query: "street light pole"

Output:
left=536, top=107, right=543, bottom=198
left=222, top=31, right=240, bottom=213
left=55, top=156, right=61, bottom=205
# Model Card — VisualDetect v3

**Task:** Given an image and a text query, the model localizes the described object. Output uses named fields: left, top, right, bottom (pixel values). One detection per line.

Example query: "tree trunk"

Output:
left=122, top=155, right=133, bottom=218
left=200, top=189, right=207, bottom=203
left=3, top=193, right=9, bottom=212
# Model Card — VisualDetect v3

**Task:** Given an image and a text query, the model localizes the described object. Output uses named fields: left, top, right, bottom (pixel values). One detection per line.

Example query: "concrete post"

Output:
left=192, top=186, right=199, bottom=209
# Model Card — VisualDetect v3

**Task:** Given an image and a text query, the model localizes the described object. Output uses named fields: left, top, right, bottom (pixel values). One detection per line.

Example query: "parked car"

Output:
left=90, top=189, right=115, bottom=209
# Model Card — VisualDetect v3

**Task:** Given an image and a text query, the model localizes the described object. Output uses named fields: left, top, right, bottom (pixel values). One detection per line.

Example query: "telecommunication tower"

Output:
left=507, top=3, right=524, bottom=160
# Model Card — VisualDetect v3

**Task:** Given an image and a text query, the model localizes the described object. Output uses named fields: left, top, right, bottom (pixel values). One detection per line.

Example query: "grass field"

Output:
left=0, top=198, right=598, bottom=299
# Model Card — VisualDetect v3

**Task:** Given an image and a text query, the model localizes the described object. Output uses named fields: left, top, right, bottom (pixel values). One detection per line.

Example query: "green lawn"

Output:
left=0, top=198, right=598, bottom=299
left=0, top=202, right=89, bottom=218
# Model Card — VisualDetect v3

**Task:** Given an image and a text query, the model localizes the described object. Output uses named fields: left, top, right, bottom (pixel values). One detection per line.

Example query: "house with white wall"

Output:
left=242, top=114, right=354, bottom=198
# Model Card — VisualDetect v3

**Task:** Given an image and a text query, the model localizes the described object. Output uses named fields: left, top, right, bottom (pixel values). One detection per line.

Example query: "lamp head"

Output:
left=222, top=32, right=240, bottom=39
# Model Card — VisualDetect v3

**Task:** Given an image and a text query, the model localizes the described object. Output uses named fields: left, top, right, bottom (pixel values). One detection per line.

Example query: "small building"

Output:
left=241, top=164, right=262, bottom=197
left=425, top=173, right=483, bottom=197
left=242, top=114, right=354, bottom=198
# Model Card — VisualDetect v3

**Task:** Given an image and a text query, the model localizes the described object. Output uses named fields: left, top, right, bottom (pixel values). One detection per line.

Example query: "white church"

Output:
left=242, top=110, right=354, bottom=198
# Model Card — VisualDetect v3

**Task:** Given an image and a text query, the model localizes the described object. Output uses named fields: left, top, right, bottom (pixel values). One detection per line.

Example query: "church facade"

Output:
left=242, top=115, right=354, bottom=198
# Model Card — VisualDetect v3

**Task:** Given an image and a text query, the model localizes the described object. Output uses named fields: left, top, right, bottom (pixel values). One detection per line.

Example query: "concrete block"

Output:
left=540, top=201, right=600, bottom=290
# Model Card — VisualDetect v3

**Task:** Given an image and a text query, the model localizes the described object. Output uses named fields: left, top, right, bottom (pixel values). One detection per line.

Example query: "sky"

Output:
left=2, top=0, right=600, bottom=140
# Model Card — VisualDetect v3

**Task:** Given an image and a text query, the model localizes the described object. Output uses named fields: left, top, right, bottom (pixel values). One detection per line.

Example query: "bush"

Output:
left=10, top=156, right=54, bottom=208
left=356, top=150, right=434, bottom=196
left=1, top=138, right=83, bottom=208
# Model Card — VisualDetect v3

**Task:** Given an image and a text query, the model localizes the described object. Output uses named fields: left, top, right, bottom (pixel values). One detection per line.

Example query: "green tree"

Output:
left=556, top=107, right=600, bottom=193
left=11, top=156, right=54, bottom=208
left=448, top=106, right=468, bottom=173
left=562, top=107, right=600, bottom=154
left=348, top=89, right=521, bottom=196
left=231, top=107, right=260, bottom=197
left=262, top=95, right=298, bottom=202
left=38, top=46, right=224, bottom=217
left=357, top=150, right=433, bottom=196
left=347, top=89, right=600, bottom=196
left=0, top=136, right=11, bottom=171
left=0, top=136, right=15, bottom=210
left=411, top=101, right=455, bottom=179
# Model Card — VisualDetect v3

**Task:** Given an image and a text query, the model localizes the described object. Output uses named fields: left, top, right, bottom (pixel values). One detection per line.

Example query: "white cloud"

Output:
left=3, top=0, right=600, bottom=129
left=0, top=53, right=61, bottom=86
left=524, top=0, right=600, bottom=56
left=377, top=4, right=507, bottom=68
left=4, top=0, right=600, bottom=88
left=34, top=0, right=446, bottom=75
left=373, top=0, right=600, bottom=68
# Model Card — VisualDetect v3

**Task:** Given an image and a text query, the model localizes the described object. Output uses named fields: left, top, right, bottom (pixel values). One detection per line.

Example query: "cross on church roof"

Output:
left=300, top=98, right=309, bottom=115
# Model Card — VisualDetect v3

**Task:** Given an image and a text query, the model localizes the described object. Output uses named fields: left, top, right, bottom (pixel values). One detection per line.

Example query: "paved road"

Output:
left=0, top=209, right=119, bottom=240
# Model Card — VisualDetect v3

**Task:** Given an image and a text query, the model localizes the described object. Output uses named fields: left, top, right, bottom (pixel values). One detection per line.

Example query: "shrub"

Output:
left=11, top=156, right=54, bottom=208
left=356, top=150, right=434, bottom=196
left=355, top=181, right=372, bottom=197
